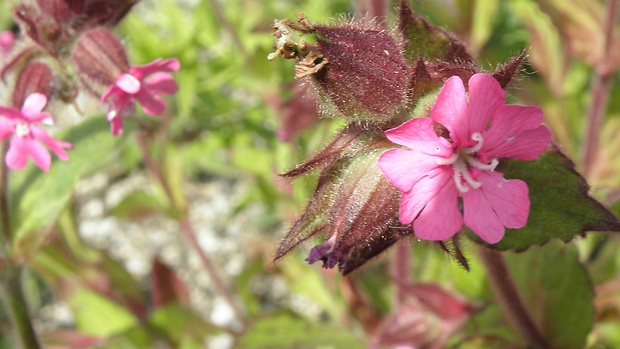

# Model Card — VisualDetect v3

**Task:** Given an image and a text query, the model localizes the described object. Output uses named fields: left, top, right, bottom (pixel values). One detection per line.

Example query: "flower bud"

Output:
left=276, top=127, right=408, bottom=274
left=12, top=62, right=54, bottom=108
left=71, top=27, right=130, bottom=87
left=311, top=23, right=411, bottom=123
left=36, top=0, right=81, bottom=24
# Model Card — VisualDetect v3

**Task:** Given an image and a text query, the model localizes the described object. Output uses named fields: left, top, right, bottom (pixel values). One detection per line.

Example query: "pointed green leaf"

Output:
left=398, top=0, right=472, bottom=64
left=505, top=243, right=594, bottom=349
left=69, top=289, right=138, bottom=337
left=10, top=117, right=118, bottom=257
left=482, top=148, right=620, bottom=251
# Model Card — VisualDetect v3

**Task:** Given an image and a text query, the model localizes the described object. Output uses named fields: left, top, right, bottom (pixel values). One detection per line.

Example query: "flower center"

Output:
left=15, top=122, right=30, bottom=138
left=436, top=132, right=499, bottom=193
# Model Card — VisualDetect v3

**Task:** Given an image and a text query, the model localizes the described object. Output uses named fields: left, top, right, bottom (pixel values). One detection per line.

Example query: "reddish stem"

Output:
left=582, top=0, right=618, bottom=176
left=390, top=239, right=410, bottom=306
left=136, top=132, right=246, bottom=330
left=479, top=247, right=550, bottom=348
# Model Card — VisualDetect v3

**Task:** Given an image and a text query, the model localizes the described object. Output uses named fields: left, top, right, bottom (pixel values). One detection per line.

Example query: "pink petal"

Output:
left=399, top=170, right=451, bottom=224
left=129, top=58, right=180, bottom=80
left=102, top=89, right=132, bottom=122
left=144, top=72, right=179, bottom=95
left=430, top=76, right=469, bottom=145
left=115, top=74, right=141, bottom=94
left=7, top=136, right=51, bottom=171
left=21, top=93, right=47, bottom=117
left=101, top=85, right=119, bottom=104
left=6, top=137, right=28, bottom=170
left=110, top=114, right=124, bottom=135
left=466, top=74, right=505, bottom=135
left=379, top=148, right=445, bottom=193
left=134, top=89, right=166, bottom=116
left=0, top=119, right=15, bottom=140
left=412, top=174, right=463, bottom=240
left=0, top=106, right=22, bottom=120
left=384, top=117, right=454, bottom=156
left=482, top=105, right=551, bottom=161
left=462, top=171, right=530, bottom=244
left=31, top=127, right=72, bottom=160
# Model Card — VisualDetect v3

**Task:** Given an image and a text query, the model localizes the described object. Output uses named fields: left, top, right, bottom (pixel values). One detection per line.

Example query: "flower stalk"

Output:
left=478, top=247, right=549, bottom=349
left=0, top=266, right=42, bottom=349
left=582, top=0, right=618, bottom=176
left=136, top=131, right=247, bottom=331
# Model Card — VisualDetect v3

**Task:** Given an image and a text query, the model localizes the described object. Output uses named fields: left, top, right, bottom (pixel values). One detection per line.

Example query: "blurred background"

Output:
left=1, top=0, right=620, bottom=348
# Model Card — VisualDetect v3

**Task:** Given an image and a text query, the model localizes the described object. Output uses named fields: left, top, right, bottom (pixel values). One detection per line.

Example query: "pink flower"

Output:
left=101, top=58, right=180, bottom=135
left=0, top=31, right=14, bottom=56
left=0, top=93, right=73, bottom=171
left=378, top=74, right=551, bottom=244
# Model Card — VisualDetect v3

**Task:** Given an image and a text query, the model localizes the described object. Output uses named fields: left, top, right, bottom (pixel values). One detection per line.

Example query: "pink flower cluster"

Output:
left=0, top=94, right=72, bottom=172
left=101, top=58, right=180, bottom=135
left=379, top=74, right=551, bottom=244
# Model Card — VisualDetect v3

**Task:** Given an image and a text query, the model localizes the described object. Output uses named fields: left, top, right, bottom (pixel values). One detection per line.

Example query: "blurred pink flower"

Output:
left=101, top=58, right=180, bottom=135
left=378, top=74, right=551, bottom=244
left=0, top=30, right=14, bottom=55
left=0, top=93, right=72, bottom=171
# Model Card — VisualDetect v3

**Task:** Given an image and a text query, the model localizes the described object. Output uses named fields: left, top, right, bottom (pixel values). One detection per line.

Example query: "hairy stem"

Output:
left=478, top=247, right=549, bottom=349
left=582, top=0, right=618, bottom=175
left=390, top=239, right=410, bottom=306
left=0, top=268, right=41, bottom=349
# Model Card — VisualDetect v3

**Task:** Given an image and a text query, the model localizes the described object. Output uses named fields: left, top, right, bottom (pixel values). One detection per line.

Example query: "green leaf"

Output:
left=509, top=0, right=566, bottom=94
left=482, top=148, right=620, bottom=251
left=108, top=190, right=165, bottom=219
left=470, top=0, right=499, bottom=53
left=69, top=289, right=138, bottom=337
left=504, top=243, right=595, bottom=349
left=398, top=0, right=472, bottom=64
left=10, top=117, right=117, bottom=257
left=148, top=304, right=218, bottom=343
left=237, top=314, right=365, bottom=349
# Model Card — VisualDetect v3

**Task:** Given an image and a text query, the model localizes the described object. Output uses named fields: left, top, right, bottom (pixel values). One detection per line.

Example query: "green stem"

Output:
left=0, top=266, right=41, bottom=349
left=478, top=247, right=549, bottom=349
left=0, top=141, right=11, bottom=246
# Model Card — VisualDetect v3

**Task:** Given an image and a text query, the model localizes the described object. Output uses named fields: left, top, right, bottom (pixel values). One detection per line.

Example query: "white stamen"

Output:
left=467, top=157, right=499, bottom=171
left=437, top=132, right=499, bottom=193
left=464, top=132, right=484, bottom=154
left=436, top=153, right=458, bottom=165
left=15, top=123, right=29, bottom=137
